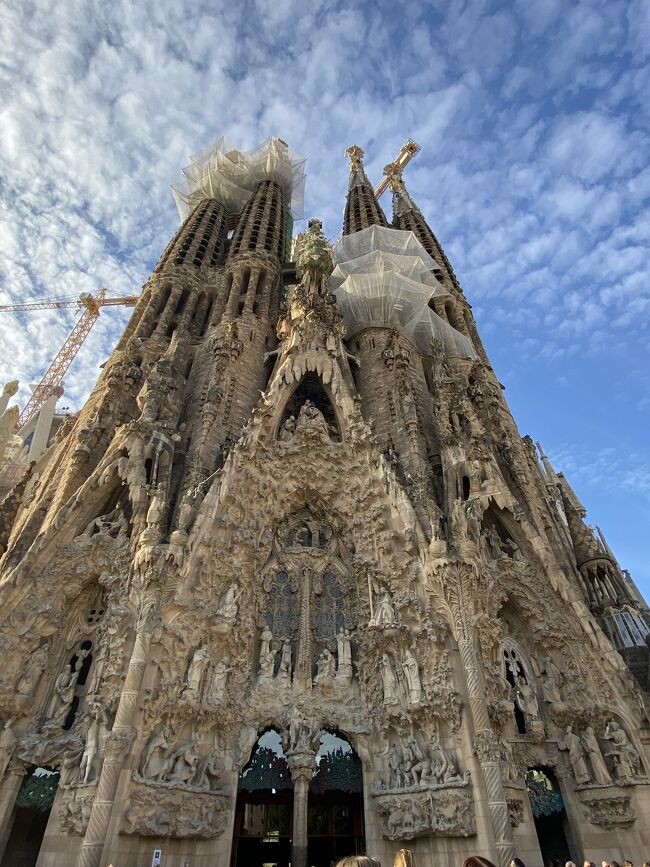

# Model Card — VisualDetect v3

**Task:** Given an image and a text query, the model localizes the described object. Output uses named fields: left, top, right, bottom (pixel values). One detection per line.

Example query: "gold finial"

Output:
left=345, top=145, right=364, bottom=172
left=383, top=162, right=404, bottom=192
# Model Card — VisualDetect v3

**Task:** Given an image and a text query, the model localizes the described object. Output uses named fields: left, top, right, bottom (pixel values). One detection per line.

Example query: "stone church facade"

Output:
left=0, top=137, right=649, bottom=867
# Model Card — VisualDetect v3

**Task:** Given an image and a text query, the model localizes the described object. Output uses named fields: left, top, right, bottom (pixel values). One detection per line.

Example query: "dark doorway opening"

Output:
left=307, top=732, right=365, bottom=867
left=1, top=767, right=59, bottom=867
left=525, top=767, right=573, bottom=864
left=232, top=730, right=293, bottom=867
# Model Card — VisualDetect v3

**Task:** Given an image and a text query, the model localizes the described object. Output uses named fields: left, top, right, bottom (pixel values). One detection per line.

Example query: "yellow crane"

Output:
left=0, top=288, right=138, bottom=427
left=373, top=139, right=421, bottom=198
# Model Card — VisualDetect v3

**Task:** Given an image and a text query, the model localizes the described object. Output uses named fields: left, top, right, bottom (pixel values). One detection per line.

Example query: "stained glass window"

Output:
left=314, top=572, right=346, bottom=644
left=265, top=571, right=295, bottom=639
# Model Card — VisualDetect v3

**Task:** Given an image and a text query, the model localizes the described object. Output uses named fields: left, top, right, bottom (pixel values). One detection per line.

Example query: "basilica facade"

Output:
left=0, top=137, right=649, bottom=867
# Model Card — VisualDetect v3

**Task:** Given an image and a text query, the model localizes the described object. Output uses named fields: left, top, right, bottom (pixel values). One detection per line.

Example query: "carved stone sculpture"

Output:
left=603, top=720, right=643, bottom=781
left=79, top=701, right=110, bottom=784
left=0, top=718, right=16, bottom=781
left=335, top=628, right=352, bottom=683
left=582, top=726, right=612, bottom=786
left=402, top=648, right=424, bottom=705
left=206, top=660, right=231, bottom=706
left=184, top=647, right=210, bottom=697
left=559, top=725, right=591, bottom=786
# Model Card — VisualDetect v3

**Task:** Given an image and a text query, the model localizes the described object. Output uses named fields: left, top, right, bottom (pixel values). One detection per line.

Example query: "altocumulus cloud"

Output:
left=0, top=0, right=649, bottom=590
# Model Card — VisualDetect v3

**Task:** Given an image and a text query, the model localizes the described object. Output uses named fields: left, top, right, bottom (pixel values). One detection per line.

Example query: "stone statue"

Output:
left=184, top=647, right=210, bottom=697
left=538, top=655, right=563, bottom=704
left=335, top=628, right=353, bottom=683
left=17, top=646, right=48, bottom=696
left=258, top=629, right=276, bottom=680
left=193, top=748, right=223, bottom=792
left=484, top=525, right=504, bottom=559
left=427, top=736, right=462, bottom=784
left=216, top=583, right=239, bottom=623
left=604, top=720, right=642, bottom=779
left=515, top=676, right=539, bottom=723
left=167, top=740, right=200, bottom=784
left=278, top=641, right=292, bottom=684
left=0, top=718, right=16, bottom=780
left=314, top=649, right=336, bottom=686
left=79, top=701, right=110, bottom=784
left=279, top=415, right=296, bottom=441
left=140, top=731, right=171, bottom=781
left=206, top=660, right=231, bottom=705
left=46, top=651, right=88, bottom=727
left=582, top=726, right=612, bottom=785
left=402, top=648, right=424, bottom=705
left=372, top=587, right=398, bottom=628
left=287, top=706, right=315, bottom=753
left=260, top=626, right=273, bottom=660
left=382, top=653, right=401, bottom=705
left=559, top=725, right=590, bottom=786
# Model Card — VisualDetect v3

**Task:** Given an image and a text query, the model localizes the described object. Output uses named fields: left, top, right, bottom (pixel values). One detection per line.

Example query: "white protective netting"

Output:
left=172, top=137, right=306, bottom=220
left=330, top=226, right=475, bottom=358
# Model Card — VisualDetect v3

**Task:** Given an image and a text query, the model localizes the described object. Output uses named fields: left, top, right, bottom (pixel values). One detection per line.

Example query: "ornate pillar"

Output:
left=0, top=768, right=25, bottom=862
left=76, top=589, right=158, bottom=867
left=434, top=561, right=515, bottom=867
left=287, top=751, right=316, bottom=867
left=294, top=566, right=313, bottom=693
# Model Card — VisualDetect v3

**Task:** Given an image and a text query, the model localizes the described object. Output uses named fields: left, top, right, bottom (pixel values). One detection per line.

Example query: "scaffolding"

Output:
left=172, top=137, right=306, bottom=221
left=329, top=226, right=475, bottom=358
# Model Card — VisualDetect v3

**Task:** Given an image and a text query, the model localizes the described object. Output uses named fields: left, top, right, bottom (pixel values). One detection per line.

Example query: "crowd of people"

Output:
left=332, top=856, right=650, bottom=867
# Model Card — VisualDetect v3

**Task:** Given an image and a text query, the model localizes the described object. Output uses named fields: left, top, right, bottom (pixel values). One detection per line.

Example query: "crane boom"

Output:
left=0, top=289, right=139, bottom=428
left=374, top=139, right=421, bottom=198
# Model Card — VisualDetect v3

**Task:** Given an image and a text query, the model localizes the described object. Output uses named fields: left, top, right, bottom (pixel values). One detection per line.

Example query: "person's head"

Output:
left=463, top=859, right=497, bottom=867
left=335, top=858, right=381, bottom=867
left=612, top=861, right=622, bottom=867
left=625, top=861, right=634, bottom=867
left=511, top=859, right=526, bottom=867
left=566, top=862, right=577, bottom=867
left=394, top=852, right=415, bottom=867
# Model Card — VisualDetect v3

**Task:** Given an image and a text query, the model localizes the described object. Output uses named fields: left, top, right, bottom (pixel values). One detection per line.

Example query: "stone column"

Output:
left=76, top=598, right=156, bottom=867
left=436, top=561, right=515, bottom=867
left=0, top=768, right=26, bottom=862
left=287, top=751, right=316, bottom=867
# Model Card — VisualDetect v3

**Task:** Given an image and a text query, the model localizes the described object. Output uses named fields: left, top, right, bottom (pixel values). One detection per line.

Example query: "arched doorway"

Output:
left=525, top=767, right=574, bottom=864
left=307, top=732, right=364, bottom=867
left=231, top=730, right=293, bottom=867
left=0, top=767, right=59, bottom=867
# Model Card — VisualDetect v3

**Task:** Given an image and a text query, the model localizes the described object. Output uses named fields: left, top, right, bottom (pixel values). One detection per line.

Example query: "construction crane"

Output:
left=373, top=139, right=421, bottom=198
left=0, top=288, right=138, bottom=428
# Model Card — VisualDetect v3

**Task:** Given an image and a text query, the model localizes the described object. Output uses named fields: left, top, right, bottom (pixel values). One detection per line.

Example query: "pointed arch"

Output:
left=277, top=372, right=342, bottom=442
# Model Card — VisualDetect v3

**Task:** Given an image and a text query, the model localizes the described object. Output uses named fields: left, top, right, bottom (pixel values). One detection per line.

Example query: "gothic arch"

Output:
left=276, top=372, right=342, bottom=442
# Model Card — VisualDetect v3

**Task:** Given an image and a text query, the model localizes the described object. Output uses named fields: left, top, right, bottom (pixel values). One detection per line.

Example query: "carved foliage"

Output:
left=374, top=789, right=476, bottom=840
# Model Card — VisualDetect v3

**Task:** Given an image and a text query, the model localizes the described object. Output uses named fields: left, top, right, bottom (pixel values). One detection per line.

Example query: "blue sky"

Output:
left=0, top=0, right=648, bottom=596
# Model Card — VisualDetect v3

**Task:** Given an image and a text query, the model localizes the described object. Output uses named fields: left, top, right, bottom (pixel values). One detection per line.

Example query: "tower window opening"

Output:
left=461, top=475, right=470, bottom=500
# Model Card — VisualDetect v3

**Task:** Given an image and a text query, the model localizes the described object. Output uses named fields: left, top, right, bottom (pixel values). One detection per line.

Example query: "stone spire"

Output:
left=342, top=145, right=389, bottom=235
left=386, top=162, right=461, bottom=295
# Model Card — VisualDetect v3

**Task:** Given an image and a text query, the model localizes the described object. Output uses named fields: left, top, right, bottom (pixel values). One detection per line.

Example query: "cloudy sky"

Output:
left=1, top=0, right=649, bottom=595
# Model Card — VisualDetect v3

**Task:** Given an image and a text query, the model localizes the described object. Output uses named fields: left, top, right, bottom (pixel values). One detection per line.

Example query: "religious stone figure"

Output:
left=167, top=740, right=200, bottom=784
left=515, top=676, right=540, bottom=724
left=193, top=748, right=223, bottom=792
left=140, top=731, right=171, bottom=782
left=17, top=646, right=48, bottom=696
left=278, top=641, right=292, bottom=684
left=582, top=726, right=612, bottom=785
left=279, top=415, right=296, bottom=441
left=46, top=651, right=88, bottom=727
left=260, top=626, right=273, bottom=659
left=402, top=648, right=424, bottom=705
left=206, top=660, right=231, bottom=706
left=538, top=655, right=563, bottom=704
left=559, top=725, right=591, bottom=786
left=79, top=701, right=110, bottom=784
left=381, top=653, right=401, bottom=705
left=216, top=582, right=239, bottom=624
left=335, top=628, right=352, bottom=684
left=287, top=706, right=316, bottom=753
left=372, top=587, right=398, bottom=628
left=604, top=720, right=642, bottom=780
left=313, top=649, right=336, bottom=686
left=427, top=736, right=462, bottom=784
left=258, top=629, right=276, bottom=680
left=184, top=647, right=210, bottom=697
